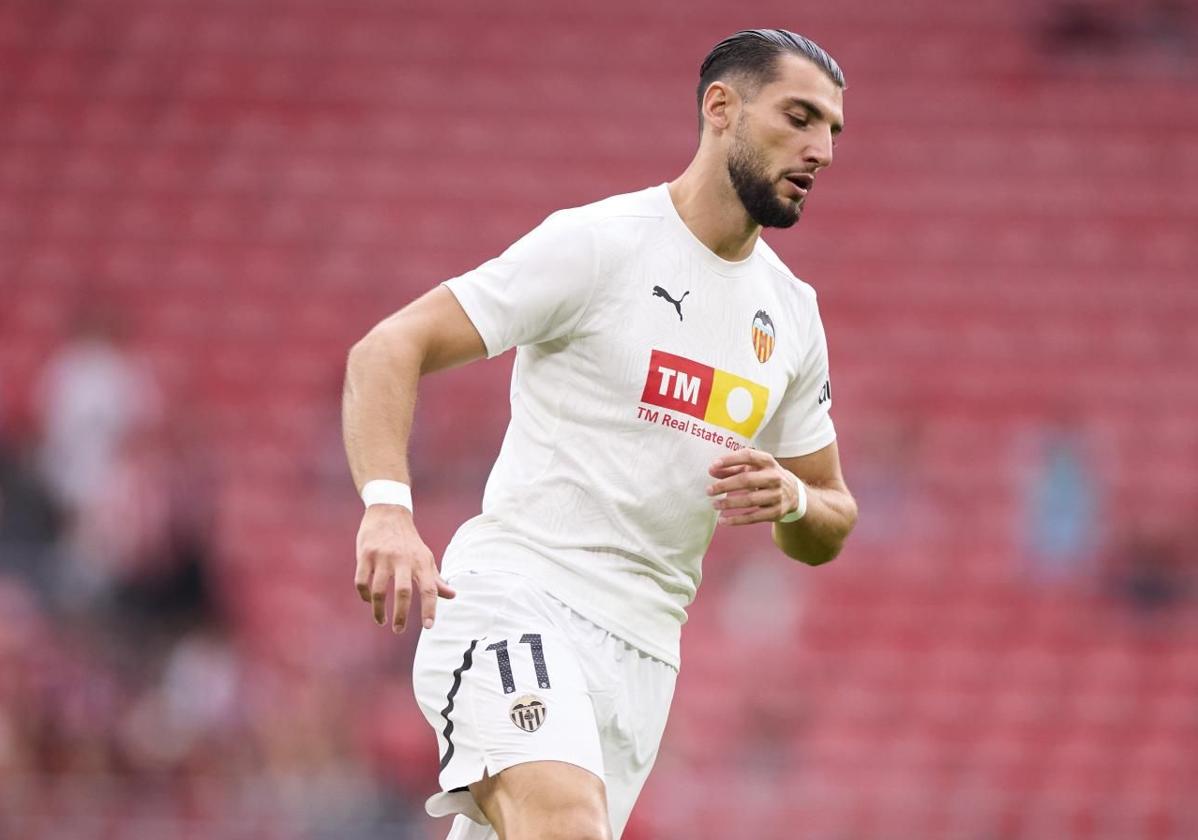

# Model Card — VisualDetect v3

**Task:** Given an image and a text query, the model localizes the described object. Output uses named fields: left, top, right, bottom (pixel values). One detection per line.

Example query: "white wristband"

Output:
left=778, top=471, right=808, bottom=523
left=361, top=480, right=413, bottom=512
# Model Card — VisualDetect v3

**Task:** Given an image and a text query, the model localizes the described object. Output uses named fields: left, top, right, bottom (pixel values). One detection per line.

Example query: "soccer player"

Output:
left=342, top=28, right=858, bottom=840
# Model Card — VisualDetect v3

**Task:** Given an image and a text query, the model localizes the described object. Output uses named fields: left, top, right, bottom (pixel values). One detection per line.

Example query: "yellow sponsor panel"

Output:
left=704, top=369, right=769, bottom=437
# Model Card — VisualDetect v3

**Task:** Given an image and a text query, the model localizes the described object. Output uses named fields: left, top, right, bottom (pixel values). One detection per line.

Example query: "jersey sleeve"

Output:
left=442, top=211, right=599, bottom=358
left=754, top=298, right=837, bottom=458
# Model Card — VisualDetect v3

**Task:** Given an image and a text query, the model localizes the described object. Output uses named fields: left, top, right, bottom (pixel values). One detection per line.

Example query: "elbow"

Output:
left=349, top=322, right=396, bottom=362
left=344, top=336, right=374, bottom=386
left=797, top=542, right=843, bottom=567
left=346, top=336, right=368, bottom=372
left=797, top=497, right=859, bottom=567
left=347, top=327, right=380, bottom=370
left=773, top=531, right=843, bottom=567
left=347, top=321, right=419, bottom=373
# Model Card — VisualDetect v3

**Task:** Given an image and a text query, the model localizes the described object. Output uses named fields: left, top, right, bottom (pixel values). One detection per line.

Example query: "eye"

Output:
left=786, top=114, right=808, bottom=129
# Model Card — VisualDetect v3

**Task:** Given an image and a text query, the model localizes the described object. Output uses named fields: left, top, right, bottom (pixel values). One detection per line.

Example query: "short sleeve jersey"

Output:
left=441, top=184, right=836, bottom=667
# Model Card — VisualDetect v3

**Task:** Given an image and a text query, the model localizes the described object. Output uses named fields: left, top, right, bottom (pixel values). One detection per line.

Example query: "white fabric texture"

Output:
left=412, top=571, right=676, bottom=839
left=441, top=183, right=836, bottom=667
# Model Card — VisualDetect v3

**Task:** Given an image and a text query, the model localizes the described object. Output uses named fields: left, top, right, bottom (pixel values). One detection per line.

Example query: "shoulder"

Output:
left=755, top=237, right=820, bottom=310
left=754, top=238, right=830, bottom=360
left=551, top=185, right=668, bottom=227
left=540, top=186, right=667, bottom=255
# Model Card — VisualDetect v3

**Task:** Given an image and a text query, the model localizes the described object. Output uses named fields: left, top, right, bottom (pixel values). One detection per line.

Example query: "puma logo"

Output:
left=652, top=286, right=690, bottom=321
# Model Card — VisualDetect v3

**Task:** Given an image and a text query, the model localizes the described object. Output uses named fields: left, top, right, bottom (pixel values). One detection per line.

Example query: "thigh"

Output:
left=596, top=644, right=678, bottom=838
left=412, top=573, right=607, bottom=826
left=539, top=595, right=679, bottom=838
left=470, top=760, right=611, bottom=840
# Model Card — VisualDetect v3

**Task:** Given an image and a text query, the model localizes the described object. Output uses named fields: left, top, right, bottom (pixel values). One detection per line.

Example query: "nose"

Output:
left=804, top=127, right=834, bottom=171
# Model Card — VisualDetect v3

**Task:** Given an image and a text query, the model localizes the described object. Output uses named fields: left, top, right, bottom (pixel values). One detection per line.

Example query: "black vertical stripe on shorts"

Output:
left=439, top=639, right=480, bottom=772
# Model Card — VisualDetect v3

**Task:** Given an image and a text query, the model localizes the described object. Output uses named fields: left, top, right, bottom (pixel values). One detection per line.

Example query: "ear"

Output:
left=701, top=81, right=738, bottom=134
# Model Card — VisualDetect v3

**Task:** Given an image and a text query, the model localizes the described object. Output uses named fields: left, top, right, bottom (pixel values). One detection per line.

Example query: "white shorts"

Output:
left=412, top=570, right=677, bottom=840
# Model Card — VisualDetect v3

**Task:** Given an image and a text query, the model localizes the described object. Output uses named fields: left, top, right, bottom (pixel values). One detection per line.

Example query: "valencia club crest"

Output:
left=751, top=310, right=775, bottom=363
left=509, top=695, right=547, bottom=732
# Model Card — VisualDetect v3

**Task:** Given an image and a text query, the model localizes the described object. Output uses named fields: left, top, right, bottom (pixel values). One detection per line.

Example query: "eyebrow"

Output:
left=784, top=96, right=844, bottom=135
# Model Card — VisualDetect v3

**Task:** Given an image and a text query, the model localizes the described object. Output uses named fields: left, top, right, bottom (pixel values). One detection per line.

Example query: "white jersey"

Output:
left=440, top=184, right=836, bottom=667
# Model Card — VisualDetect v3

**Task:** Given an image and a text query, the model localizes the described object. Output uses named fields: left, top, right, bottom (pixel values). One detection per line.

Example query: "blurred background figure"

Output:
left=33, top=305, right=164, bottom=609
left=35, top=305, right=158, bottom=521
left=0, top=382, right=63, bottom=599
left=1, top=0, right=1196, bottom=838
left=1018, top=412, right=1103, bottom=585
left=1040, top=0, right=1196, bottom=66
left=1107, top=519, right=1192, bottom=619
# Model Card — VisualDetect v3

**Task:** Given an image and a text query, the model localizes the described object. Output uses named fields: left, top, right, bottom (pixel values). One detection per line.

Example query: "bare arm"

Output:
left=342, top=285, right=487, bottom=631
left=344, top=285, right=488, bottom=488
left=707, top=441, right=858, bottom=566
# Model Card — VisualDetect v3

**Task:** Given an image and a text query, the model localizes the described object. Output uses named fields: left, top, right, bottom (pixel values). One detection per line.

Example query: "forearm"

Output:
left=342, top=327, right=424, bottom=492
left=342, top=287, right=489, bottom=494
left=771, top=481, right=858, bottom=566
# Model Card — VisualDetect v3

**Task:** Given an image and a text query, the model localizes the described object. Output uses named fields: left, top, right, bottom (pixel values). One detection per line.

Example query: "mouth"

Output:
left=784, top=173, right=814, bottom=196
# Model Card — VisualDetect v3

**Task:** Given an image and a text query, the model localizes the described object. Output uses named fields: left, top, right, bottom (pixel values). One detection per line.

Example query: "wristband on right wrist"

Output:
left=361, top=479, right=413, bottom=513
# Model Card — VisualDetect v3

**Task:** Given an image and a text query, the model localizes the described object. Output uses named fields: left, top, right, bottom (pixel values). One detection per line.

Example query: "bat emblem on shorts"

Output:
left=509, top=695, right=547, bottom=732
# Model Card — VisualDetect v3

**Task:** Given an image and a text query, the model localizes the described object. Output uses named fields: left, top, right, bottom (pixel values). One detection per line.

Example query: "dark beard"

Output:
left=726, top=126, right=802, bottom=229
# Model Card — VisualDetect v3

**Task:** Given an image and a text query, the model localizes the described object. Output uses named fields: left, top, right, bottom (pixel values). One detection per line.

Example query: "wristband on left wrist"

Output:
left=778, top=471, right=808, bottom=523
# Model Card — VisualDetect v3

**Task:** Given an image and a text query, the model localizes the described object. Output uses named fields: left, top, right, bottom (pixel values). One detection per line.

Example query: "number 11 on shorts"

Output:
left=485, top=634, right=552, bottom=694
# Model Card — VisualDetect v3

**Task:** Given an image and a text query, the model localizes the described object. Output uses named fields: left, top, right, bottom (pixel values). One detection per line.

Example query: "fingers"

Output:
left=415, top=571, right=441, bottom=631
left=393, top=566, right=414, bottom=633
left=354, top=509, right=454, bottom=632
left=717, top=506, right=781, bottom=526
left=712, top=488, right=784, bottom=526
left=712, top=488, right=776, bottom=511
left=708, top=448, right=769, bottom=476
left=354, top=556, right=373, bottom=604
left=357, top=554, right=454, bottom=632
left=371, top=564, right=391, bottom=626
left=707, top=468, right=782, bottom=498
left=406, top=569, right=456, bottom=632
left=708, top=463, right=752, bottom=480
left=707, top=454, right=790, bottom=525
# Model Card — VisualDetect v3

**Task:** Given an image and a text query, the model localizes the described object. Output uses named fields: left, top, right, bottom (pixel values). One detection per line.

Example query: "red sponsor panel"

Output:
left=640, top=349, right=714, bottom=420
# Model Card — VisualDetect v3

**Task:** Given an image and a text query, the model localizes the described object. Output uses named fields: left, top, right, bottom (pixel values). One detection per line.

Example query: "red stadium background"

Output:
left=1, top=1, right=1196, bottom=838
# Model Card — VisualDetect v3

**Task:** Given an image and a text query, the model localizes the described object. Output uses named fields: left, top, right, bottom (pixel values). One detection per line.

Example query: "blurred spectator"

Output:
left=0, top=442, right=63, bottom=599
left=1107, top=523, right=1190, bottom=617
left=1020, top=419, right=1103, bottom=583
left=1040, top=0, right=1195, bottom=65
left=104, top=419, right=221, bottom=639
left=34, top=309, right=173, bottom=618
left=718, top=548, right=805, bottom=644
left=119, top=628, right=240, bottom=770
left=36, top=306, right=161, bottom=516
left=0, top=376, right=64, bottom=601
left=1142, top=0, right=1195, bottom=56
left=1041, top=2, right=1125, bottom=53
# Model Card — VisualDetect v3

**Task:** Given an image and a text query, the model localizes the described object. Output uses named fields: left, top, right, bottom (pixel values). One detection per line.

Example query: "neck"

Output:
left=668, top=153, right=761, bottom=262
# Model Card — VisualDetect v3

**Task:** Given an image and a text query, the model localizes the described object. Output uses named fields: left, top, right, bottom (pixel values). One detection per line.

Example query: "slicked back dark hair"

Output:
left=696, top=29, right=845, bottom=132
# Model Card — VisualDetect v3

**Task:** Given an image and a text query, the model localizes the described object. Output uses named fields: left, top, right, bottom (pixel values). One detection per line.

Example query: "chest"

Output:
left=578, top=254, right=802, bottom=443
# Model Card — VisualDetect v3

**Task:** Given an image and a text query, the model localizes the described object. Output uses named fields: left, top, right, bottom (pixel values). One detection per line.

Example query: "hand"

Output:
left=354, top=505, right=456, bottom=632
left=707, top=448, right=800, bottom=526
